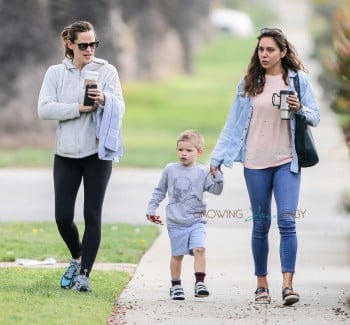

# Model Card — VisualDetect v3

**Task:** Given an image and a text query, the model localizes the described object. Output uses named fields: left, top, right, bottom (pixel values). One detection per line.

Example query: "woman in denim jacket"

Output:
left=210, top=28, right=320, bottom=305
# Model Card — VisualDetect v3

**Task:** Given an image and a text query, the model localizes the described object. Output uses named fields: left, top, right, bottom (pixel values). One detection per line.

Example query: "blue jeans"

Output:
left=244, top=163, right=300, bottom=276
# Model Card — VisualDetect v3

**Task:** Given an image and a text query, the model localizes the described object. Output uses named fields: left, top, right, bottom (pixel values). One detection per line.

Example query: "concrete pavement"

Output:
left=112, top=0, right=350, bottom=324
left=0, top=167, right=160, bottom=225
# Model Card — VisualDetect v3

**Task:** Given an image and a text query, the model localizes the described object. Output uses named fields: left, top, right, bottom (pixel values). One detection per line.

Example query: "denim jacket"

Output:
left=210, top=70, right=320, bottom=173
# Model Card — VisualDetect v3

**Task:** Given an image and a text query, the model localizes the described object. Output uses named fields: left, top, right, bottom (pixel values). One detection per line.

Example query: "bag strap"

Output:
left=293, top=72, right=301, bottom=101
left=292, top=72, right=305, bottom=126
left=293, top=71, right=307, bottom=165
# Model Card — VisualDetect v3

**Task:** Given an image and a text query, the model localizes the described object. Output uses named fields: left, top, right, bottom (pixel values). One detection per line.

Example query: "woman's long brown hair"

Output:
left=243, top=29, right=306, bottom=97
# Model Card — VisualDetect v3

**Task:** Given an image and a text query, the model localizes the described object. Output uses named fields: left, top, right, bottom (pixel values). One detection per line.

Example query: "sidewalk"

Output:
left=112, top=0, right=350, bottom=324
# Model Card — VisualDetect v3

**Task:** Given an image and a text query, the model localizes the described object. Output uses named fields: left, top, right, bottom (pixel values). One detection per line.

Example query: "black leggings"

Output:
left=54, top=154, right=112, bottom=277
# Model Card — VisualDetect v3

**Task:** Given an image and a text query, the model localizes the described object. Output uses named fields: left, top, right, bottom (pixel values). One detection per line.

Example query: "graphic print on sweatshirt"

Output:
left=166, top=176, right=205, bottom=223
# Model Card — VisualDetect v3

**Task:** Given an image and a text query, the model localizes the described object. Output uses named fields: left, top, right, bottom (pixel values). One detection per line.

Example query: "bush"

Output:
left=313, top=0, right=350, bottom=145
left=312, top=0, right=350, bottom=215
left=330, top=6, right=350, bottom=144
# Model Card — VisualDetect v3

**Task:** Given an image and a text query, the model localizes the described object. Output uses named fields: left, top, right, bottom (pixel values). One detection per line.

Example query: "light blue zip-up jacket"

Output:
left=210, top=70, right=320, bottom=173
left=38, top=57, right=124, bottom=159
left=93, top=92, right=124, bottom=161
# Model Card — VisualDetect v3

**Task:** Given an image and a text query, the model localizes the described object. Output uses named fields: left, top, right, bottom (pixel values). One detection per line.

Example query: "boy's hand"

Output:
left=210, top=165, right=223, bottom=177
left=146, top=215, right=164, bottom=225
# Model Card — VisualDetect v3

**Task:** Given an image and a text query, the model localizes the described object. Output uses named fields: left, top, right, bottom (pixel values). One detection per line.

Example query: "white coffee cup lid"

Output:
left=84, top=70, right=98, bottom=80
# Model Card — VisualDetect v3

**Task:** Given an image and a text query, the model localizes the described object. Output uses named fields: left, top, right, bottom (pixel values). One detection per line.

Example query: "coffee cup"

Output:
left=272, top=90, right=295, bottom=120
left=84, top=70, right=98, bottom=86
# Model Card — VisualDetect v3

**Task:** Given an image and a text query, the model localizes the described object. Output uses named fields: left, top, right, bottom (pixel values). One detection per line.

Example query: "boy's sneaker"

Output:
left=72, top=274, right=91, bottom=292
left=60, top=260, right=80, bottom=289
left=194, top=282, right=209, bottom=298
left=170, top=285, right=185, bottom=300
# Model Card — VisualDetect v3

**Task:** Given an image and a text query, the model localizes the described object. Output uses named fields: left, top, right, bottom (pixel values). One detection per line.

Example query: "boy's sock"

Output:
left=194, top=272, right=206, bottom=283
left=171, top=279, right=181, bottom=286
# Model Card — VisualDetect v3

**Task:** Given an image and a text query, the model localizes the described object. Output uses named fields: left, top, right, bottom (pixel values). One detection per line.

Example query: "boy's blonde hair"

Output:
left=177, top=130, right=204, bottom=150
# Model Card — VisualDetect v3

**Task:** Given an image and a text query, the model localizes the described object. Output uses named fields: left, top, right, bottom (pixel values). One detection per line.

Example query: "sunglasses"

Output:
left=75, top=41, right=99, bottom=51
left=260, top=28, right=283, bottom=35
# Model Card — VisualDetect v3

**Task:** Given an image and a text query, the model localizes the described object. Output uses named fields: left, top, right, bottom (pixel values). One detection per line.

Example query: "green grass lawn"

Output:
left=0, top=222, right=159, bottom=324
left=0, top=268, right=130, bottom=325
left=0, top=222, right=159, bottom=263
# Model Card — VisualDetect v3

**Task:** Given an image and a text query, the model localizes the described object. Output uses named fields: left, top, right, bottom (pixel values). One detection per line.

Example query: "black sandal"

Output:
left=282, top=287, right=299, bottom=306
left=254, top=287, right=271, bottom=304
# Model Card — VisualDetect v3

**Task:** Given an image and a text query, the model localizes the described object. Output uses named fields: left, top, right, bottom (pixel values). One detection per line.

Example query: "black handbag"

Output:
left=293, top=73, right=319, bottom=168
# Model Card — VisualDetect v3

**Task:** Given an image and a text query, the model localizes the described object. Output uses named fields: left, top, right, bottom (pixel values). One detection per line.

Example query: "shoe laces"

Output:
left=64, top=261, right=79, bottom=278
left=76, top=274, right=89, bottom=287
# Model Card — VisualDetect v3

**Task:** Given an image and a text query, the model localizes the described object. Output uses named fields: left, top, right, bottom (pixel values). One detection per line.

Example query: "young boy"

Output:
left=146, top=130, right=224, bottom=300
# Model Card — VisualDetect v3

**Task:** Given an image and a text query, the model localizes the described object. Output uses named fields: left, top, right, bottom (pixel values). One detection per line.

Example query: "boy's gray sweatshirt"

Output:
left=38, top=57, right=124, bottom=158
left=146, top=162, right=224, bottom=226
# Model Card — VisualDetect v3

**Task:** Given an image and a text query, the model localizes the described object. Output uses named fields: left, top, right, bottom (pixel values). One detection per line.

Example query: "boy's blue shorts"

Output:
left=167, top=222, right=206, bottom=256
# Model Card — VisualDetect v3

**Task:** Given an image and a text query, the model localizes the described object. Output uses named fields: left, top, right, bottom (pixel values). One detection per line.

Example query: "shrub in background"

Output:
left=313, top=0, right=350, bottom=146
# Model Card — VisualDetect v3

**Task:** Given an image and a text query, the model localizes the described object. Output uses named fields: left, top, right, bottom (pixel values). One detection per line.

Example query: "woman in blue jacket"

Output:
left=210, top=28, right=320, bottom=305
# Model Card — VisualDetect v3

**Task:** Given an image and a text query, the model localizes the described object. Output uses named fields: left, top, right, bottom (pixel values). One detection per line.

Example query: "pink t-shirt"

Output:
left=244, top=74, right=292, bottom=169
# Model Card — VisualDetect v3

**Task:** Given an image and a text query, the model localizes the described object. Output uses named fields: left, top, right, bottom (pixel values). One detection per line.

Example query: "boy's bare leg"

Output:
left=193, top=247, right=206, bottom=273
left=170, top=255, right=184, bottom=280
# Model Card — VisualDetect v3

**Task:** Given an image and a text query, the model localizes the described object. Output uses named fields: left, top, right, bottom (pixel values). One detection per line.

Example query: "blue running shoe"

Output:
left=60, top=260, right=80, bottom=289
left=72, top=274, right=91, bottom=292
